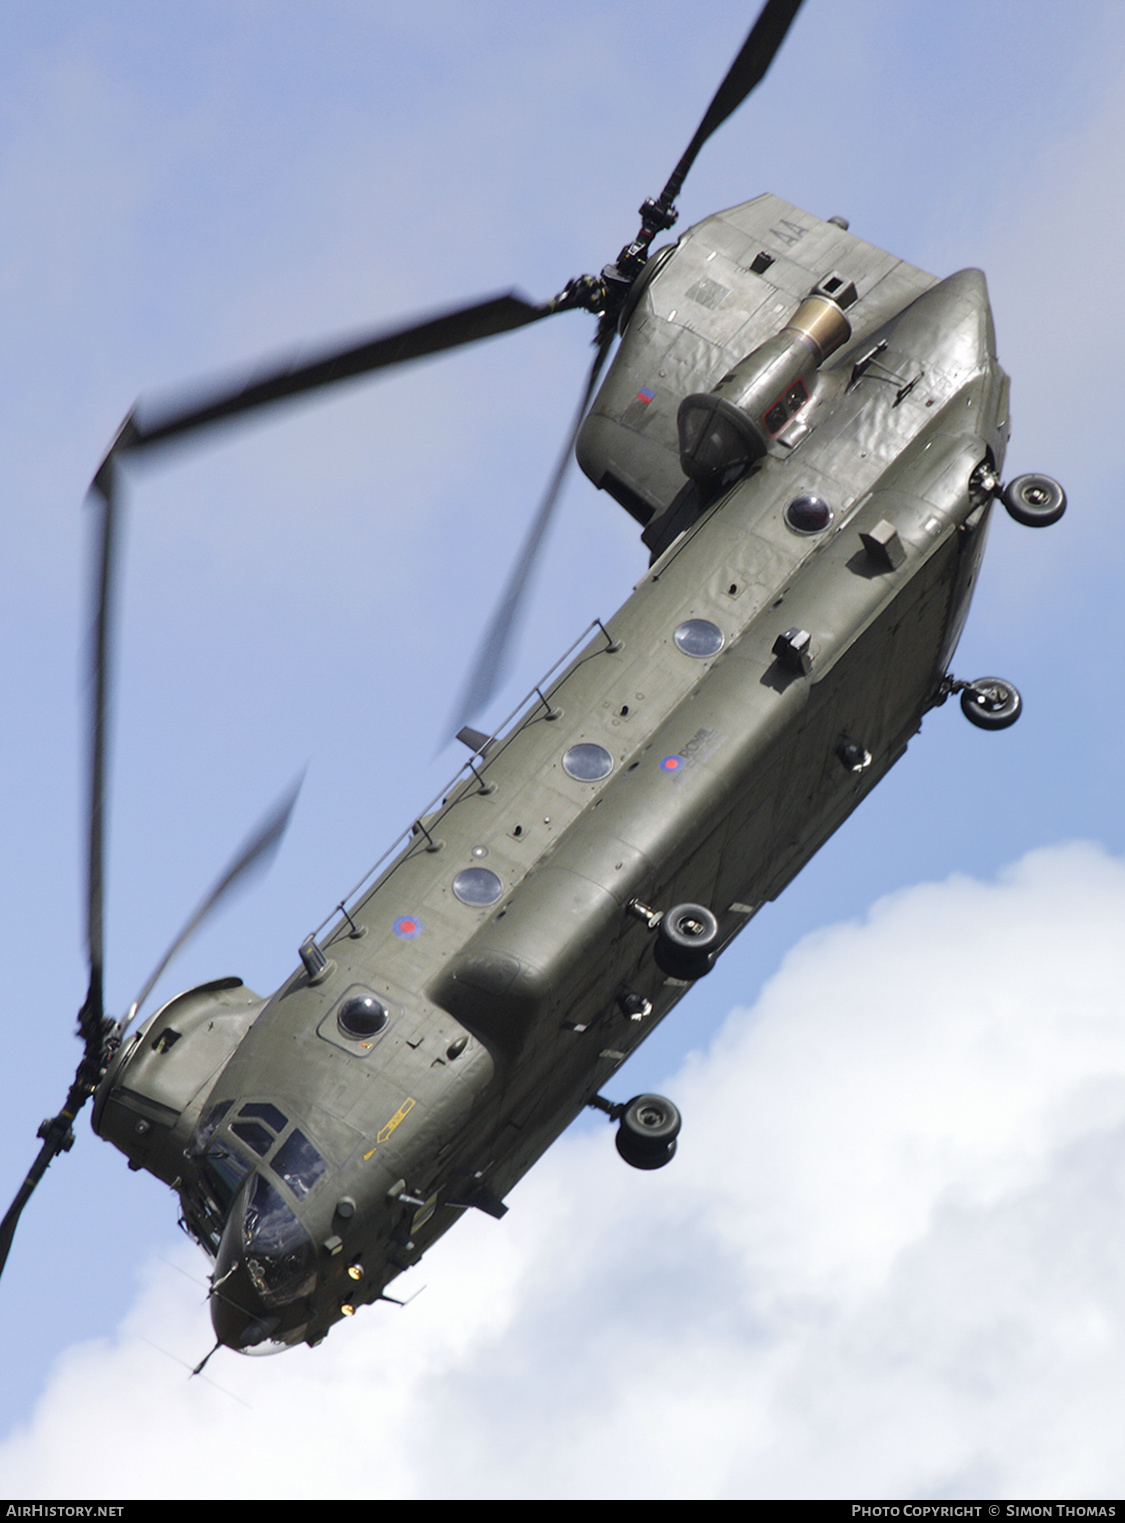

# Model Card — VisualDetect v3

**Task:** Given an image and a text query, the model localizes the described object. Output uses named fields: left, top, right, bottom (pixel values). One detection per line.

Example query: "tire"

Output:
left=615, top=1094, right=681, bottom=1170
left=960, top=677, right=1022, bottom=731
left=616, top=1132, right=677, bottom=1170
left=1001, top=474, right=1066, bottom=528
left=654, top=903, right=720, bottom=979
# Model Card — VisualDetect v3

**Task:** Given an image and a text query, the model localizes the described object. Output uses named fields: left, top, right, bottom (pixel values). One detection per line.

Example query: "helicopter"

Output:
left=0, top=0, right=1068, bottom=1363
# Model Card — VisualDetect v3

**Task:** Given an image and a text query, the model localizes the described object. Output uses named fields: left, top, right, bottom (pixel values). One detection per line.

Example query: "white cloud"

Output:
left=4, top=841, right=1125, bottom=1499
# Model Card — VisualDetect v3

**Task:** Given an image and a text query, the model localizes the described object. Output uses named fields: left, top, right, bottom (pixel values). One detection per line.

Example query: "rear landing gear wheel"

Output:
left=960, top=677, right=1022, bottom=730
left=654, top=903, right=720, bottom=980
left=615, top=1093, right=681, bottom=1170
left=1001, top=474, right=1066, bottom=528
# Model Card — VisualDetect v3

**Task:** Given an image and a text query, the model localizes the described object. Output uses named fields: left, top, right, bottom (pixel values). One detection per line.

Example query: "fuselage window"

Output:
left=673, top=619, right=724, bottom=658
left=562, top=743, right=614, bottom=781
left=452, top=867, right=503, bottom=906
left=784, top=493, right=833, bottom=534
left=337, top=994, right=389, bottom=1040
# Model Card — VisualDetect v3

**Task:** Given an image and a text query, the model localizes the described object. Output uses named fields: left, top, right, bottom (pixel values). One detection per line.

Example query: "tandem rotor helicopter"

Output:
left=1, top=0, right=1067, bottom=1360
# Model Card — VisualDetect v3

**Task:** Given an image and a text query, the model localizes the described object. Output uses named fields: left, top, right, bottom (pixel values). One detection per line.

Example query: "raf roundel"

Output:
left=393, top=916, right=423, bottom=939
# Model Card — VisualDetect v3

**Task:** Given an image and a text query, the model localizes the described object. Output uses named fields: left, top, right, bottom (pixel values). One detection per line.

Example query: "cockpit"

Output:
left=182, top=1098, right=329, bottom=1351
left=225, top=1172, right=317, bottom=1309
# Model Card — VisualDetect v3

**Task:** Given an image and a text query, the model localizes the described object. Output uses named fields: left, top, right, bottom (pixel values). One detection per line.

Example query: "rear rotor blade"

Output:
left=120, top=776, right=303, bottom=1034
left=606, top=0, right=807, bottom=296
left=448, top=329, right=615, bottom=732
left=126, top=293, right=554, bottom=456
left=657, top=0, right=806, bottom=212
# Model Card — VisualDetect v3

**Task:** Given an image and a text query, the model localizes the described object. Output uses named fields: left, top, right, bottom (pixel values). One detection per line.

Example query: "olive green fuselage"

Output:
left=95, top=196, right=1009, bottom=1352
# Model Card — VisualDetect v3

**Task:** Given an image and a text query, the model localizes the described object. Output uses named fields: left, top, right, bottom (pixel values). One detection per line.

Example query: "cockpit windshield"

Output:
left=183, top=1102, right=251, bottom=1253
left=240, top=1173, right=317, bottom=1306
left=182, top=1097, right=327, bottom=1277
left=202, top=1138, right=252, bottom=1210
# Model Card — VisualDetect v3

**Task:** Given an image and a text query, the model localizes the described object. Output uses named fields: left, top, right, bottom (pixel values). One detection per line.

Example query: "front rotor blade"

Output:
left=658, top=0, right=805, bottom=210
left=0, top=1080, right=89, bottom=1281
left=127, top=293, right=552, bottom=455
left=121, top=776, right=303, bottom=1033
left=0, top=1135, right=61, bottom=1279
left=3, top=436, right=130, bottom=1283
left=83, top=459, right=124, bottom=1043
left=448, top=330, right=615, bottom=732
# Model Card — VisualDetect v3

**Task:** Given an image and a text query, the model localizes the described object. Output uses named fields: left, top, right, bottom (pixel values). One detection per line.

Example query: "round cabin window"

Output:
left=673, top=619, right=724, bottom=658
left=452, top=867, right=504, bottom=906
left=562, top=743, right=614, bottom=781
left=784, top=493, right=833, bottom=534
left=337, top=995, right=389, bottom=1040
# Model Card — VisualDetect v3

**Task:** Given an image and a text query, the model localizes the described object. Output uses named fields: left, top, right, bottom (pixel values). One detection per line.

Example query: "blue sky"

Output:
left=2, top=0, right=1125, bottom=1498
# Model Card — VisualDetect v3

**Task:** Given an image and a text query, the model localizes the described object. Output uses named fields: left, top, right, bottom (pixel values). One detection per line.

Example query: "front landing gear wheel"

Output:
left=1001, top=474, right=1066, bottom=528
left=615, top=1093, right=681, bottom=1170
left=960, top=677, right=1022, bottom=731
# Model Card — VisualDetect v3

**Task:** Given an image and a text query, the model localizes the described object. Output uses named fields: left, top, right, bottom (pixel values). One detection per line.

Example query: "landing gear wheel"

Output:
left=1001, top=474, right=1066, bottom=528
left=615, top=1093, right=681, bottom=1170
left=960, top=677, right=1022, bottom=730
left=653, top=903, right=720, bottom=980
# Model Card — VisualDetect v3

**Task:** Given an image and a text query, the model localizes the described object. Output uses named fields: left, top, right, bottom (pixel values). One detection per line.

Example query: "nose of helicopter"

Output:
left=209, top=1275, right=283, bottom=1353
left=210, top=1172, right=316, bottom=1352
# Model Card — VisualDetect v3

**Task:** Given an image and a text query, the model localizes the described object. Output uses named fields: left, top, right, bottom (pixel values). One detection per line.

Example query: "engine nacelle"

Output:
left=677, top=280, right=855, bottom=483
left=92, top=977, right=266, bottom=1188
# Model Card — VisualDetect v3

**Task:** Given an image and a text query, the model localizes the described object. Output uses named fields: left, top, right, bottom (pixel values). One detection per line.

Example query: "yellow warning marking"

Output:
left=363, top=1097, right=416, bottom=1158
left=377, top=1098, right=416, bottom=1143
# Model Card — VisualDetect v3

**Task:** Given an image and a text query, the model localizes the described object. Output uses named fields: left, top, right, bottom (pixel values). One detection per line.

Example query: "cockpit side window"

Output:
left=188, top=1098, right=232, bottom=1159
left=272, top=1129, right=326, bottom=1200
left=232, top=1119, right=273, bottom=1156
left=240, top=1102, right=288, bottom=1132
left=180, top=1133, right=252, bottom=1256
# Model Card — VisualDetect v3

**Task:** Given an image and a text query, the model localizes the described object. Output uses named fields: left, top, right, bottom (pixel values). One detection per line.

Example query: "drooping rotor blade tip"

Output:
left=123, top=772, right=304, bottom=1033
left=446, top=329, right=615, bottom=735
left=90, top=410, right=140, bottom=496
left=239, top=771, right=305, bottom=876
